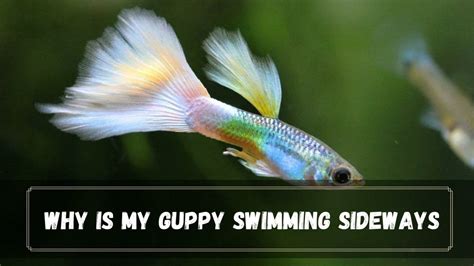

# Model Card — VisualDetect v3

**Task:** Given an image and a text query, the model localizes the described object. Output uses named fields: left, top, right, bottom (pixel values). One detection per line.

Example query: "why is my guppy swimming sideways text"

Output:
left=45, top=211, right=440, bottom=231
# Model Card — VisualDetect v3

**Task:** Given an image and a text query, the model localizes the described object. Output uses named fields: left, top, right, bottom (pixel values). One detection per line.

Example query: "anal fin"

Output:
left=223, top=147, right=280, bottom=177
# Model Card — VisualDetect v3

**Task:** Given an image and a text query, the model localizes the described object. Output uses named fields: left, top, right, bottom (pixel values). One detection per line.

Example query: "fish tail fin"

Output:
left=37, top=8, right=209, bottom=140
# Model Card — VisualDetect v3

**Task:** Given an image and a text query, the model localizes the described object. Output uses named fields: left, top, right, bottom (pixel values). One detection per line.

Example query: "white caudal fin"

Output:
left=203, top=29, right=282, bottom=118
left=37, top=8, right=209, bottom=140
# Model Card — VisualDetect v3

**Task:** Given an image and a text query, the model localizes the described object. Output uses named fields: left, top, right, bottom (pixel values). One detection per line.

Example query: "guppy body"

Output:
left=188, top=97, right=338, bottom=180
left=38, top=8, right=363, bottom=184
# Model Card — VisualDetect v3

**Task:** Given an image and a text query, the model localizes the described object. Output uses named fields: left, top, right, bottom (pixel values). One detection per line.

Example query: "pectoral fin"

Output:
left=420, top=108, right=458, bottom=138
left=420, top=109, right=442, bottom=131
left=421, top=110, right=474, bottom=168
left=223, top=147, right=280, bottom=177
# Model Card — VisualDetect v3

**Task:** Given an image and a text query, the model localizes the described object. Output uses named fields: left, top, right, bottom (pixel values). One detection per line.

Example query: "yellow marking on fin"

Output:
left=116, top=54, right=179, bottom=94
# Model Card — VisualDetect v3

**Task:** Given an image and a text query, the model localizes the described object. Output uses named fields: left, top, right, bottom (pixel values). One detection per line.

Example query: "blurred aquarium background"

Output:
left=1, top=0, right=474, bottom=264
left=2, top=0, right=474, bottom=181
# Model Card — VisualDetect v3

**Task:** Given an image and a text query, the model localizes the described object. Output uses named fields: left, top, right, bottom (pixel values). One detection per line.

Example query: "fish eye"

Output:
left=332, top=167, right=351, bottom=184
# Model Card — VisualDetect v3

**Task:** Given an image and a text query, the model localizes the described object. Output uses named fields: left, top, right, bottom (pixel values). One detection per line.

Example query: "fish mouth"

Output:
left=330, top=179, right=365, bottom=187
left=289, top=179, right=365, bottom=187
left=349, top=179, right=365, bottom=186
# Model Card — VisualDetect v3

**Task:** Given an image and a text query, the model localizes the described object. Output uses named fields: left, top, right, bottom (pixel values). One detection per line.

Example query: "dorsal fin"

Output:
left=203, top=29, right=282, bottom=118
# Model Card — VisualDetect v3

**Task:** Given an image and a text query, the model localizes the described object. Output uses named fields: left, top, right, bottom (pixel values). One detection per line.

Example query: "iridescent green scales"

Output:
left=212, top=106, right=336, bottom=180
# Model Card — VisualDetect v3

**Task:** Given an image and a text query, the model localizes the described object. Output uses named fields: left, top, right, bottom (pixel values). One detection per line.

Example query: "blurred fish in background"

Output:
left=399, top=37, right=474, bottom=168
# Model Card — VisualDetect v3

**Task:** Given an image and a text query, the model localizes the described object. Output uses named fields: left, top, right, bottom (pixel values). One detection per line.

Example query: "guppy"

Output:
left=38, top=8, right=363, bottom=185
left=401, top=40, right=474, bottom=168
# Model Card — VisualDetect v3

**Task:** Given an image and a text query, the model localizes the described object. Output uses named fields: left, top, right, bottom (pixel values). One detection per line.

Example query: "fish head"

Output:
left=304, top=155, right=364, bottom=185
left=327, top=157, right=364, bottom=186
